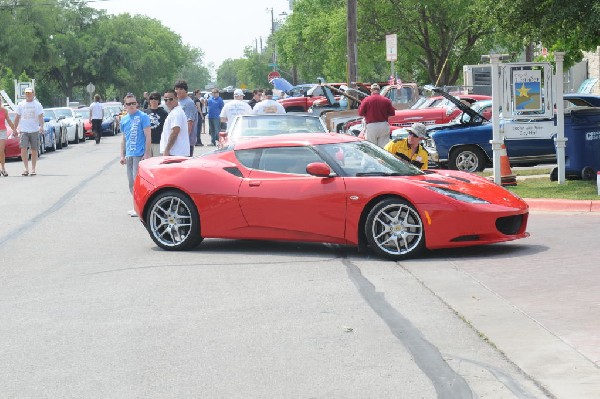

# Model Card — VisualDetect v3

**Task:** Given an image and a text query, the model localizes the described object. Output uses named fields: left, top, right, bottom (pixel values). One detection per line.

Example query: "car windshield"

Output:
left=74, top=108, right=87, bottom=118
left=103, top=106, right=121, bottom=117
left=318, top=141, right=424, bottom=177
left=410, top=97, right=442, bottom=109
left=53, top=108, right=73, bottom=118
left=230, top=115, right=327, bottom=138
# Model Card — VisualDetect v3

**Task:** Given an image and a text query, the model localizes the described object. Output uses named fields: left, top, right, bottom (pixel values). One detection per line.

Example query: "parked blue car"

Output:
left=426, top=94, right=600, bottom=172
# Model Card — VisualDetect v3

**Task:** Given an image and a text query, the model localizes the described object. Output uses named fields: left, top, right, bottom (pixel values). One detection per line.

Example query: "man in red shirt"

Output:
left=358, top=83, right=396, bottom=147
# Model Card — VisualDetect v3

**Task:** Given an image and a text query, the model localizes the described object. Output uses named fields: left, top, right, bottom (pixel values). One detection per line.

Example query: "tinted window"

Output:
left=258, top=146, right=322, bottom=175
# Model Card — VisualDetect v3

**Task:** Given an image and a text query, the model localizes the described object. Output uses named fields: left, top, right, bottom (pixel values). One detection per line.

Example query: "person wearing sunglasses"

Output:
left=174, top=80, right=198, bottom=156
left=142, top=91, right=168, bottom=157
left=160, top=89, right=189, bottom=157
left=119, top=93, right=151, bottom=217
left=383, top=122, right=429, bottom=170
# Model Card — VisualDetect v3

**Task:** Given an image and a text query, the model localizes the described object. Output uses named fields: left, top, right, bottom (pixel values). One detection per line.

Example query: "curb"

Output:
left=525, top=198, right=600, bottom=212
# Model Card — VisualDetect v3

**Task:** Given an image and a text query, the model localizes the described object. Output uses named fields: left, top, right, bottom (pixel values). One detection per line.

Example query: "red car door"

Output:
left=237, top=146, right=347, bottom=242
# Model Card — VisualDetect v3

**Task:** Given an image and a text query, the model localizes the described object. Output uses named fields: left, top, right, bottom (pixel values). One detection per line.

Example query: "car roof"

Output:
left=232, top=132, right=358, bottom=150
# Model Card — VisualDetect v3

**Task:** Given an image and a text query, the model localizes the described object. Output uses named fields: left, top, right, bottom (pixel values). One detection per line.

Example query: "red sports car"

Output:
left=133, top=133, right=529, bottom=260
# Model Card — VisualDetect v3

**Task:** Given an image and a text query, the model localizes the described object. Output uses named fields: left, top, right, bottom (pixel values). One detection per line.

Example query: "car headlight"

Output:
left=428, top=186, right=489, bottom=204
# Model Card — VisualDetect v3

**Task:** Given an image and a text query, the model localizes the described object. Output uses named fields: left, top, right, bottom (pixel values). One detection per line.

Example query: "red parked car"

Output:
left=74, top=107, right=93, bottom=139
left=133, top=133, right=529, bottom=260
left=388, top=93, right=492, bottom=129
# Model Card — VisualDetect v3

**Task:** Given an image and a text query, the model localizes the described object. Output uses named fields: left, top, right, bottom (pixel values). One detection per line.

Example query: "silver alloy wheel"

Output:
left=149, top=195, right=194, bottom=248
left=368, top=201, right=424, bottom=258
left=455, top=150, right=479, bottom=172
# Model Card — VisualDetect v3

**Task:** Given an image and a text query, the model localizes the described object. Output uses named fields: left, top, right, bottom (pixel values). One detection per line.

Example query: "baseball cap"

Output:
left=24, top=87, right=34, bottom=93
left=233, top=89, right=244, bottom=97
left=408, top=122, right=428, bottom=138
left=370, top=83, right=380, bottom=91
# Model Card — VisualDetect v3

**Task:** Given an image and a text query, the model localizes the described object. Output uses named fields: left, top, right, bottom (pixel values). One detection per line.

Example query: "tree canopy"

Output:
left=1, top=0, right=598, bottom=103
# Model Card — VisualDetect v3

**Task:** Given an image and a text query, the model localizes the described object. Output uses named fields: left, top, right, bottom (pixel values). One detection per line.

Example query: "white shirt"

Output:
left=90, top=102, right=104, bottom=119
left=220, top=99, right=252, bottom=124
left=16, top=99, right=44, bottom=132
left=253, top=98, right=286, bottom=114
left=161, top=105, right=190, bottom=156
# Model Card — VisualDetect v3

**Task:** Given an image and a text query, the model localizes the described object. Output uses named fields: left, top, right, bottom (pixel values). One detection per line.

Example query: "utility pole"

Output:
left=347, top=0, right=358, bottom=85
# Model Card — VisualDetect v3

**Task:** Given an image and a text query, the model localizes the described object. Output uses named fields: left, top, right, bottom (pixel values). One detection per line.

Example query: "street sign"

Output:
left=268, top=71, right=281, bottom=81
left=386, top=34, right=397, bottom=62
left=86, top=82, right=95, bottom=94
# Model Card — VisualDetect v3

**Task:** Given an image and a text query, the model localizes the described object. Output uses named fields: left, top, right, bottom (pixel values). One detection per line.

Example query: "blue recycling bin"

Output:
left=560, top=107, right=600, bottom=180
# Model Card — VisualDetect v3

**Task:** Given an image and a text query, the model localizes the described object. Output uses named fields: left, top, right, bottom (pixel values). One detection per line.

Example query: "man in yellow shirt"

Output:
left=384, top=122, right=429, bottom=170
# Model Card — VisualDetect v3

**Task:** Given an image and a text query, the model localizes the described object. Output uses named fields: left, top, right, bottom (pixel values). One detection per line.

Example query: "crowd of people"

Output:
left=116, top=80, right=284, bottom=216
left=0, top=79, right=431, bottom=217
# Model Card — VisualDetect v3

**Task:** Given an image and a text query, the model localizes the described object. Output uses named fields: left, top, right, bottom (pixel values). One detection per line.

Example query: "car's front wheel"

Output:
left=365, top=197, right=425, bottom=260
left=146, top=190, right=203, bottom=251
left=449, top=146, right=486, bottom=172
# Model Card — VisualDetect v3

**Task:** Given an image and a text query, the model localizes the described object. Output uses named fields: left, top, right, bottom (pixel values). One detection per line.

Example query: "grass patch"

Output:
left=479, top=167, right=553, bottom=177
left=506, top=177, right=599, bottom=200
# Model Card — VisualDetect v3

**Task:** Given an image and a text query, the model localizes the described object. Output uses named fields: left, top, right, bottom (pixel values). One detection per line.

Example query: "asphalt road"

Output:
left=0, top=134, right=598, bottom=398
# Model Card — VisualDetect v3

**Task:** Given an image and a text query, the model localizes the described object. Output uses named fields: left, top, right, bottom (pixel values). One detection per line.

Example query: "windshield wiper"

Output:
left=355, top=172, right=404, bottom=176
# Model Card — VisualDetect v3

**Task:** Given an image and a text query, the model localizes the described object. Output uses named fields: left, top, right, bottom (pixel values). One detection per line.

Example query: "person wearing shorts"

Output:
left=0, top=103, right=16, bottom=176
left=13, top=87, right=44, bottom=176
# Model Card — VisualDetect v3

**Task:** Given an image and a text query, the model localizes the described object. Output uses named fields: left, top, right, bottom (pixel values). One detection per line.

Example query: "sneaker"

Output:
left=127, top=210, right=138, bottom=217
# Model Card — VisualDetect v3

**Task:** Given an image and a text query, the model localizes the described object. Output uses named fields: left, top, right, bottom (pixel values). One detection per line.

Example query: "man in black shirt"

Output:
left=143, top=91, right=169, bottom=157
left=248, top=89, right=263, bottom=109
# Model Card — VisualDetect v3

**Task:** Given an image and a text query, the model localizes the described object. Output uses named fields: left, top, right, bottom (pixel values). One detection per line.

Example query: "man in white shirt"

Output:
left=89, top=94, right=104, bottom=144
left=253, top=89, right=286, bottom=114
left=13, top=87, right=44, bottom=176
left=220, top=89, right=252, bottom=129
left=160, top=89, right=190, bottom=157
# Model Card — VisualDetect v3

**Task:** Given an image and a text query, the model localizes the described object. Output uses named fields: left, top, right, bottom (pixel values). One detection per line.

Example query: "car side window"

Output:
left=258, top=146, right=322, bottom=175
left=235, top=149, right=261, bottom=169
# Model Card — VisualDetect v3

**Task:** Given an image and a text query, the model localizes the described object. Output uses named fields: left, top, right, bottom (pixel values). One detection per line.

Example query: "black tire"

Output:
left=56, top=129, right=63, bottom=150
left=449, top=146, right=486, bottom=172
left=582, top=166, right=595, bottom=181
left=550, top=167, right=558, bottom=181
left=365, top=197, right=425, bottom=260
left=72, top=127, right=79, bottom=144
left=146, top=190, right=203, bottom=251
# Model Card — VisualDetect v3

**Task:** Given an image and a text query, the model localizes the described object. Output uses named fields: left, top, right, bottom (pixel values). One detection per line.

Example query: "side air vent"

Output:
left=223, top=167, right=243, bottom=177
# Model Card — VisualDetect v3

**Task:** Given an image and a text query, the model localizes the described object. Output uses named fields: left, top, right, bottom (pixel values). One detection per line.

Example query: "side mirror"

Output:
left=306, top=162, right=333, bottom=177
left=44, top=117, right=50, bottom=122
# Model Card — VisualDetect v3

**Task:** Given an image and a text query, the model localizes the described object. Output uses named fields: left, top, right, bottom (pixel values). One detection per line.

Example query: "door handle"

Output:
left=249, top=180, right=262, bottom=187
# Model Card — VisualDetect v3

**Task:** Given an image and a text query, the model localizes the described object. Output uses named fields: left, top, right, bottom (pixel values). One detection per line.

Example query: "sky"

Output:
left=88, top=0, right=293, bottom=70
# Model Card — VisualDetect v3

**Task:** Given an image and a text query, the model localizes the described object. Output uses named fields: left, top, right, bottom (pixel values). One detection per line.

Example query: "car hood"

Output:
left=423, top=85, right=486, bottom=121
left=399, top=169, right=527, bottom=209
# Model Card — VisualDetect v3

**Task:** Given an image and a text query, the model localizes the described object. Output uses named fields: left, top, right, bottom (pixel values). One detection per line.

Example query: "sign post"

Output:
left=386, top=34, right=397, bottom=82
left=86, top=82, right=95, bottom=105
left=267, top=71, right=281, bottom=82
left=490, top=55, right=564, bottom=184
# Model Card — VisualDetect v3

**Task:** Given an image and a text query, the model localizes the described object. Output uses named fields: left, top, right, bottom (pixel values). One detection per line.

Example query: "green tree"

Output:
left=485, top=0, right=600, bottom=67
left=176, top=47, right=211, bottom=92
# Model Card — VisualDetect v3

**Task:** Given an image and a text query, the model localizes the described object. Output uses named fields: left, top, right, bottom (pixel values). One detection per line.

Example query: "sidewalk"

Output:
left=525, top=198, right=600, bottom=212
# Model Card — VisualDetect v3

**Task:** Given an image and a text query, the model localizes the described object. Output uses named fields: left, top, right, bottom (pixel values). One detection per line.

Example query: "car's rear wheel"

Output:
left=72, top=127, right=79, bottom=144
left=146, top=190, right=202, bottom=251
left=449, top=146, right=486, bottom=172
left=51, top=130, right=57, bottom=151
left=56, top=130, right=63, bottom=149
left=365, top=197, right=425, bottom=260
